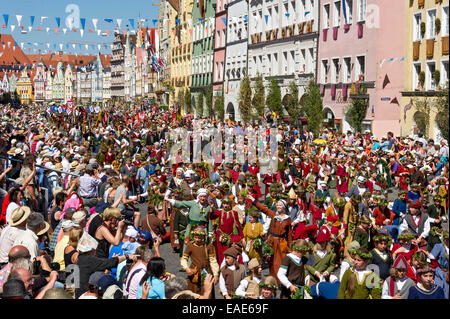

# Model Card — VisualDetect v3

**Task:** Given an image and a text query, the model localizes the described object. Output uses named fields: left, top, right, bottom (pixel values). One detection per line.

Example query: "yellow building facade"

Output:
left=401, top=0, right=449, bottom=140
left=16, top=69, right=34, bottom=105
left=170, top=0, right=194, bottom=112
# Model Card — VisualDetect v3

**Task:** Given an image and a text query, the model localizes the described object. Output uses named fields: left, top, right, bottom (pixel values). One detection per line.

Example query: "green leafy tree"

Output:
left=286, top=80, right=302, bottom=125
left=252, top=73, right=265, bottom=120
left=196, top=91, right=204, bottom=118
left=205, top=86, right=213, bottom=118
left=302, top=80, right=324, bottom=136
left=238, top=76, right=252, bottom=123
left=214, top=93, right=225, bottom=121
left=184, top=88, right=192, bottom=114
left=266, top=78, right=283, bottom=116
left=346, top=83, right=368, bottom=133
left=435, top=82, right=449, bottom=140
left=178, top=89, right=185, bottom=113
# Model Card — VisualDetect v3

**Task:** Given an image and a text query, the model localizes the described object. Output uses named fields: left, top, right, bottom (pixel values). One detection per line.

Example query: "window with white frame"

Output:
left=413, top=13, right=422, bottom=41
left=300, top=49, right=306, bottom=73
left=332, top=58, right=340, bottom=83
left=283, top=3, right=289, bottom=27
left=308, top=48, right=314, bottom=73
left=426, top=61, right=436, bottom=90
left=290, top=51, right=295, bottom=74
left=222, top=29, right=226, bottom=47
left=334, top=1, right=341, bottom=27
left=427, top=9, right=437, bottom=39
left=267, top=54, right=272, bottom=76
left=441, top=60, right=449, bottom=87
left=343, top=57, right=352, bottom=83
left=344, top=0, right=353, bottom=24
left=273, top=53, right=278, bottom=75
left=358, top=0, right=367, bottom=22
left=299, top=0, right=306, bottom=22
left=274, top=6, right=279, bottom=29
left=412, top=63, right=421, bottom=89
left=355, top=55, right=365, bottom=81
left=215, top=62, right=219, bottom=81
left=281, top=52, right=287, bottom=74
left=253, top=56, right=257, bottom=77
left=323, top=3, right=331, bottom=29
left=220, top=61, right=224, bottom=81
left=321, top=59, right=329, bottom=83
left=442, top=6, right=449, bottom=36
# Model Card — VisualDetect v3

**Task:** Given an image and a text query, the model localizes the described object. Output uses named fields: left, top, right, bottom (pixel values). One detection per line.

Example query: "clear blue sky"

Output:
left=1, top=0, right=159, bottom=56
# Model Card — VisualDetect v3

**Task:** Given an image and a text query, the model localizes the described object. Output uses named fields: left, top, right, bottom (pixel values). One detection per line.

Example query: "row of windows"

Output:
left=412, top=60, right=449, bottom=91
left=322, top=0, right=366, bottom=29
left=249, top=0, right=315, bottom=32
left=412, top=6, right=449, bottom=41
left=320, top=55, right=365, bottom=84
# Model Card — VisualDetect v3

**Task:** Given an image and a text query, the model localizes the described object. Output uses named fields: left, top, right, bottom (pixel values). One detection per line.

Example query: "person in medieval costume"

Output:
left=408, top=265, right=446, bottom=299
left=305, top=228, right=337, bottom=286
left=426, top=226, right=449, bottom=298
left=209, top=198, right=244, bottom=266
left=343, top=194, right=361, bottom=257
left=165, top=188, right=215, bottom=251
left=180, top=226, right=219, bottom=294
left=219, top=246, right=246, bottom=299
left=235, top=258, right=263, bottom=299
left=242, top=207, right=264, bottom=263
left=381, top=255, right=415, bottom=299
left=277, top=239, right=312, bottom=299
left=338, top=248, right=382, bottom=299
left=247, top=194, right=292, bottom=284
left=399, top=199, right=431, bottom=249
left=369, top=229, right=394, bottom=281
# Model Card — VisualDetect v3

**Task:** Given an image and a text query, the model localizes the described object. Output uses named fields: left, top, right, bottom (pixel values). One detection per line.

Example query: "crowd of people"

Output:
left=0, top=102, right=448, bottom=300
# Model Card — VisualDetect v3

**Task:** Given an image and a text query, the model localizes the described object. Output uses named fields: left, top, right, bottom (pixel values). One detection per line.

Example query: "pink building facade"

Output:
left=212, top=0, right=228, bottom=111
left=318, top=0, right=404, bottom=138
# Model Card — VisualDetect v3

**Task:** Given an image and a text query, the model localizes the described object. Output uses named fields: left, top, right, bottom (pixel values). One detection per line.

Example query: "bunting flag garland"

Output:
left=244, top=15, right=248, bottom=22
left=129, top=18, right=135, bottom=29
left=41, top=16, right=48, bottom=24
left=221, top=17, right=227, bottom=25
left=382, top=74, right=390, bottom=89
left=30, top=16, right=35, bottom=26
left=80, top=18, right=86, bottom=30
left=55, top=17, right=61, bottom=28
left=11, top=25, right=15, bottom=32
left=265, top=15, right=269, bottom=23
left=92, top=18, right=98, bottom=30
left=116, top=18, right=122, bottom=29
left=3, top=14, right=9, bottom=27
left=152, top=19, right=157, bottom=26
left=16, top=15, right=22, bottom=26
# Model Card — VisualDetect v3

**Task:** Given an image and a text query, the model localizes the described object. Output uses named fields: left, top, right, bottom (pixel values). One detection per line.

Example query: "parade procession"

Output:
left=0, top=0, right=449, bottom=303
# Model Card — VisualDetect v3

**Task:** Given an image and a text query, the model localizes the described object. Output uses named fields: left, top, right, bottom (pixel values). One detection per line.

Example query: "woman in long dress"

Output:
left=246, top=194, right=292, bottom=284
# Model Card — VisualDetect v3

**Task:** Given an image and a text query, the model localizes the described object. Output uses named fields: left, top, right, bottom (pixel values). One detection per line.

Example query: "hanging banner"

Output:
left=41, top=16, right=48, bottom=24
left=11, top=25, right=15, bottom=32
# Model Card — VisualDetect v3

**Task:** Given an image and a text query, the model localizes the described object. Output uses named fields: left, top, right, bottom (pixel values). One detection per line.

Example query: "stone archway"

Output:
left=226, top=102, right=235, bottom=122
left=323, top=106, right=336, bottom=129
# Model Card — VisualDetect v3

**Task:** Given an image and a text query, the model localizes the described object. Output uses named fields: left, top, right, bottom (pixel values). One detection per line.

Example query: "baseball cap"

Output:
left=138, top=230, right=153, bottom=243
left=61, top=220, right=76, bottom=230
left=98, top=274, right=117, bottom=294
left=89, top=272, right=106, bottom=286
left=102, top=285, right=123, bottom=299
left=125, top=226, right=139, bottom=239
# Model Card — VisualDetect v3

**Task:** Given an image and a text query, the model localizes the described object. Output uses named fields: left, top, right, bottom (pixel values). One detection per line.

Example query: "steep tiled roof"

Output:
left=0, top=34, right=31, bottom=66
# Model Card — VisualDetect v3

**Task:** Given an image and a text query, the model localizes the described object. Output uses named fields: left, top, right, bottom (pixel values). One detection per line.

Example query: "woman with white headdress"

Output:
left=246, top=194, right=292, bottom=284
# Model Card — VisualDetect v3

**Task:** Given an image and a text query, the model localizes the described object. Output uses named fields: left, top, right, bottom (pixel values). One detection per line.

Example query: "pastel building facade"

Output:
left=400, top=0, right=449, bottom=140
left=248, top=0, right=319, bottom=121
left=318, top=0, right=404, bottom=138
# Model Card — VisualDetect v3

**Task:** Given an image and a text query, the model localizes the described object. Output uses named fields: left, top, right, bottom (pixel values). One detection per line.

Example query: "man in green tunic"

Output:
left=166, top=188, right=214, bottom=248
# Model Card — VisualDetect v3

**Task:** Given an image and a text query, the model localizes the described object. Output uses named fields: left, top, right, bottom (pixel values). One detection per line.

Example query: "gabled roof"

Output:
left=0, top=34, right=31, bottom=66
